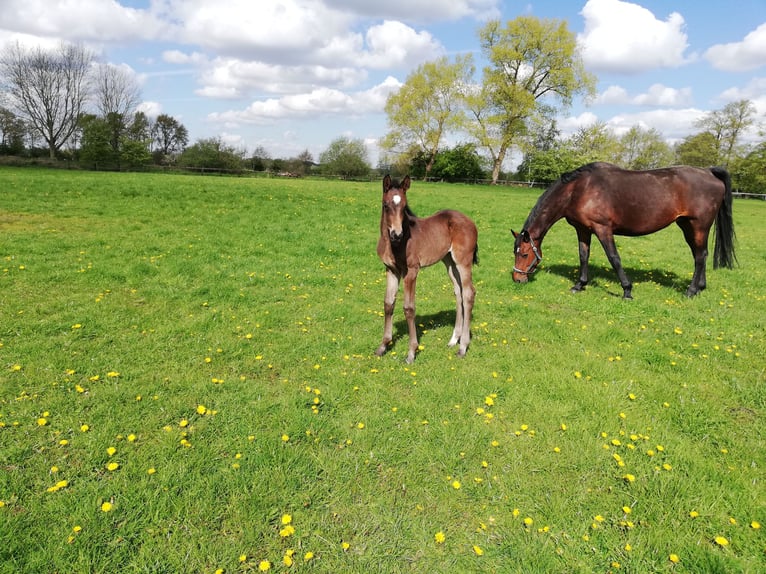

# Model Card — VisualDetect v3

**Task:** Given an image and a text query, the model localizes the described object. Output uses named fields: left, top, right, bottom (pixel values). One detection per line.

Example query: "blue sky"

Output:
left=1, top=0, right=765, bottom=167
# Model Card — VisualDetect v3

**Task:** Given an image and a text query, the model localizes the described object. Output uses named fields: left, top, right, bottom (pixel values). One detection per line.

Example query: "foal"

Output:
left=375, top=175, right=478, bottom=363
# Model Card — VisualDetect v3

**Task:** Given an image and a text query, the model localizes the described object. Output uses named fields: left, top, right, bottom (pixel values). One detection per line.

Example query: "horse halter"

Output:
left=513, top=234, right=542, bottom=275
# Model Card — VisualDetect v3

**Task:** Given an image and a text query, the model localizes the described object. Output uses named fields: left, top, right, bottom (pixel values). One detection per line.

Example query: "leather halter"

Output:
left=513, top=234, right=542, bottom=275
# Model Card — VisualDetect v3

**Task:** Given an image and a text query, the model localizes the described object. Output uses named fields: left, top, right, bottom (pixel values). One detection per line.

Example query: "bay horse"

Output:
left=512, top=162, right=736, bottom=299
left=375, top=175, right=478, bottom=363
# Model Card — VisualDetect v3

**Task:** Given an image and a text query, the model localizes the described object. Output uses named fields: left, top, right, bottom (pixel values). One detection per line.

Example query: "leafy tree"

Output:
left=568, top=122, right=621, bottom=164
left=382, top=55, right=473, bottom=179
left=0, top=41, right=94, bottom=158
left=617, top=125, right=674, bottom=169
left=0, top=106, right=27, bottom=154
left=694, top=99, right=757, bottom=167
left=675, top=132, right=719, bottom=167
left=78, top=114, right=117, bottom=166
left=471, top=16, right=596, bottom=183
left=178, top=137, right=244, bottom=170
left=731, top=142, right=766, bottom=193
left=151, top=114, right=189, bottom=163
left=319, top=136, right=370, bottom=178
left=430, top=144, right=485, bottom=181
left=250, top=145, right=271, bottom=171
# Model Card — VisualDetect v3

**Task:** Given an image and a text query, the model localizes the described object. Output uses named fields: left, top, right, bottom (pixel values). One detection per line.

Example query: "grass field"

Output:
left=0, top=167, right=764, bottom=573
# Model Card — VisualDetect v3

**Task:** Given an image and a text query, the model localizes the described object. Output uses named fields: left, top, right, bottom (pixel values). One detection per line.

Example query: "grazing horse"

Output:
left=512, top=162, right=736, bottom=299
left=375, top=175, right=478, bottom=363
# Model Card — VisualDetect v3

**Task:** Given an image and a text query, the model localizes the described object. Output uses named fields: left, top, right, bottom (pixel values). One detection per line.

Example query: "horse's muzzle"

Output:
left=389, top=230, right=404, bottom=244
left=512, top=272, right=529, bottom=284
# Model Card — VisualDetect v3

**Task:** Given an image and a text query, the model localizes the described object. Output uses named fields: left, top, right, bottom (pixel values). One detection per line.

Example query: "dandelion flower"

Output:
left=669, top=553, right=680, bottom=563
left=80, top=424, right=90, bottom=432
left=751, top=521, right=761, bottom=530
left=147, top=468, right=156, bottom=475
left=523, top=517, right=534, bottom=527
left=452, top=480, right=461, bottom=490
left=303, top=551, right=314, bottom=562
left=196, top=405, right=207, bottom=415
left=341, top=541, right=350, bottom=551
left=281, top=513, right=292, bottom=525
left=258, top=559, right=271, bottom=571
left=101, top=501, right=113, bottom=512
left=713, top=536, right=729, bottom=547
left=279, top=525, right=295, bottom=538
left=623, top=474, right=636, bottom=483
left=472, top=545, right=484, bottom=556
left=106, top=446, right=116, bottom=456
left=106, top=462, right=119, bottom=472
left=435, top=531, right=446, bottom=544
left=689, top=510, right=699, bottom=518
left=281, top=434, right=290, bottom=442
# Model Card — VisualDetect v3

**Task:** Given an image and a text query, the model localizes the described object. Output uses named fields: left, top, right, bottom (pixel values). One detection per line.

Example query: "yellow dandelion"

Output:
left=80, top=424, right=90, bottom=432
left=147, top=468, right=156, bottom=475
left=281, top=513, right=292, bottom=525
left=303, top=551, right=314, bottom=562
left=452, top=480, right=461, bottom=490
left=282, top=553, right=293, bottom=567
left=689, top=510, right=699, bottom=518
left=179, top=419, right=189, bottom=428
left=106, top=446, right=116, bottom=456
left=258, top=559, right=271, bottom=571
left=279, top=525, right=295, bottom=538
left=196, top=404, right=207, bottom=415
left=127, top=434, right=137, bottom=442
left=713, top=536, right=729, bottom=547
left=106, top=462, right=119, bottom=472
left=750, top=521, right=761, bottom=530
left=281, top=434, right=290, bottom=442
left=669, top=553, right=680, bottom=563
left=623, top=474, right=636, bottom=483
left=341, top=541, right=350, bottom=551
left=472, top=545, right=484, bottom=556
left=356, top=422, right=365, bottom=429
left=523, top=517, right=534, bottom=527
left=101, top=501, right=113, bottom=512
left=37, top=418, right=48, bottom=426
left=434, top=531, right=446, bottom=544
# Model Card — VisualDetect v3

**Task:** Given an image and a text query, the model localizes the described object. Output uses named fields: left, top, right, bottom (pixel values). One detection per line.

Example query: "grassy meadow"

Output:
left=0, top=167, right=764, bottom=573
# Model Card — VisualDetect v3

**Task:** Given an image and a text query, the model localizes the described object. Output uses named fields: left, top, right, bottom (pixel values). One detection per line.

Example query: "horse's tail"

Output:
left=710, top=166, right=737, bottom=269
left=472, top=244, right=479, bottom=265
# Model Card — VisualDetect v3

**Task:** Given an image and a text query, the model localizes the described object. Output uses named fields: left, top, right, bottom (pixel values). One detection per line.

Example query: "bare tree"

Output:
left=93, top=63, right=141, bottom=118
left=0, top=42, right=94, bottom=158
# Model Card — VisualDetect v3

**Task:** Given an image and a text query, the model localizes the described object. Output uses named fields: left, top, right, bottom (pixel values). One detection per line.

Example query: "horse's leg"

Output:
left=453, top=260, right=475, bottom=358
left=596, top=231, right=633, bottom=299
left=375, top=269, right=399, bottom=356
left=571, top=227, right=592, bottom=293
left=444, top=258, right=463, bottom=349
left=677, top=219, right=709, bottom=296
left=402, top=268, right=420, bottom=363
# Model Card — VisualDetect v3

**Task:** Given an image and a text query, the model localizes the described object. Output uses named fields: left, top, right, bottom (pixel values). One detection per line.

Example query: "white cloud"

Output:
left=595, top=84, right=693, bottom=107
left=604, top=108, right=705, bottom=140
left=705, top=23, right=766, bottom=72
left=0, top=0, right=164, bottom=43
left=207, top=76, right=402, bottom=125
left=137, top=101, right=163, bottom=119
left=578, top=0, right=693, bottom=73
left=324, top=0, right=500, bottom=22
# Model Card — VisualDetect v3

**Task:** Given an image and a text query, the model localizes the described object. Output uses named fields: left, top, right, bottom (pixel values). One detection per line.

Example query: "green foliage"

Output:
left=676, top=132, right=720, bottom=167
left=430, top=143, right=486, bottom=181
left=0, top=168, right=764, bottom=573
left=178, top=137, right=245, bottom=170
left=732, top=142, right=766, bottom=193
left=319, top=136, right=370, bottom=177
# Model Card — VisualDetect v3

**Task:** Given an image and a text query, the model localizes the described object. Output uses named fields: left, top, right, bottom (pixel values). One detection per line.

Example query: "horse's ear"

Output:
left=401, top=175, right=411, bottom=193
left=382, top=174, right=391, bottom=193
left=511, top=229, right=518, bottom=238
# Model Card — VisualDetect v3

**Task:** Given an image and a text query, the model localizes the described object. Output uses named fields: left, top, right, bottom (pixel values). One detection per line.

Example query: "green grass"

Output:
left=0, top=167, right=764, bottom=573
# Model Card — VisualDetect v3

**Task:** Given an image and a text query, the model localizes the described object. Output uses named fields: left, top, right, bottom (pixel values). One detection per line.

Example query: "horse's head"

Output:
left=381, top=174, right=411, bottom=245
left=511, top=229, right=542, bottom=283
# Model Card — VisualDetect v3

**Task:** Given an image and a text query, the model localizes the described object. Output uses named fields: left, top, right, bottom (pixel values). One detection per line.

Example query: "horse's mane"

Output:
left=523, top=163, right=600, bottom=229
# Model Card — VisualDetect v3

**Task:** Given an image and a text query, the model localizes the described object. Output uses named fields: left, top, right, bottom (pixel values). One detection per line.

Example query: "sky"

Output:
left=1, top=0, right=765, bottom=168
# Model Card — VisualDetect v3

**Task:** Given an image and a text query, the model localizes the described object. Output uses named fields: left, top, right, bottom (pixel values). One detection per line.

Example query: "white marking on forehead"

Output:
left=392, top=194, right=402, bottom=205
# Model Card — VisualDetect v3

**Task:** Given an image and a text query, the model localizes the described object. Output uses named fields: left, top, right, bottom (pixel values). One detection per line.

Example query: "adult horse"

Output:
left=512, top=162, right=736, bottom=299
left=375, top=175, right=478, bottom=363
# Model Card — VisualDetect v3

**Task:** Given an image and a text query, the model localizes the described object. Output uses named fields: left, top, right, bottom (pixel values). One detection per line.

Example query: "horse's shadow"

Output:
left=543, top=263, right=688, bottom=295
left=391, top=309, right=456, bottom=349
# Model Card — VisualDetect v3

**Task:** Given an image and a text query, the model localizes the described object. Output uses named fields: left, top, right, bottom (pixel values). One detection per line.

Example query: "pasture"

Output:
left=0, top=167, right=764, bottom=573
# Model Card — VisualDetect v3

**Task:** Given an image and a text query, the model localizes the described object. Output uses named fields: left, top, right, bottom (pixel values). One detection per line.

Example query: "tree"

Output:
left=382, top=55, right=473, bottom=178
left=178, top=137, right=245, bottom=171
left=617, top=125, right=674, bottom=169
left=472, top=16, right=596, bottom=183
left=250, top=145, right=271, bottom=171
left=675, top=132, right=719, bottom=167
left=319, top=136, right=370, bottom=178
left=430, top=144, right=486, bottom=181
left=0, top=106, right=27, bottom=154
left=92, top=63, right=142, bottom=154
left=151, top=114, right=188, bottom=163
left=0, top=42, right=94, bottom=159
left=731, top=142, right=766, bottom=193
left=694, top=99, right=757, bottom=167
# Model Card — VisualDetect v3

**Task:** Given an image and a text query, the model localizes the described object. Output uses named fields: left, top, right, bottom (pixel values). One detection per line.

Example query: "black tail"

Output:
left=710, top=166, right=736, bottom=269
left=473, top=244, right=479, bottom=265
